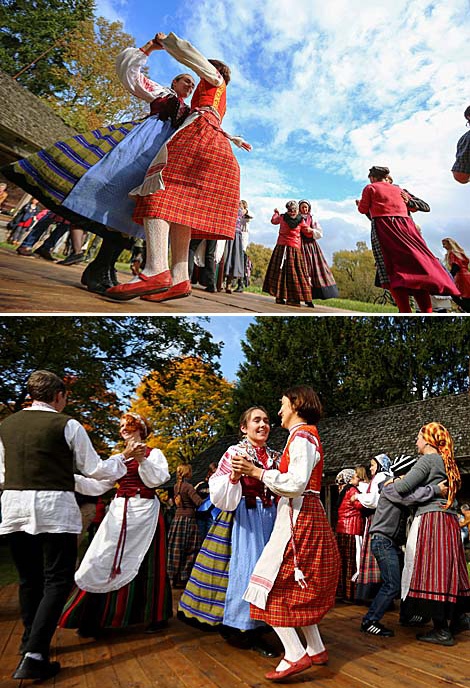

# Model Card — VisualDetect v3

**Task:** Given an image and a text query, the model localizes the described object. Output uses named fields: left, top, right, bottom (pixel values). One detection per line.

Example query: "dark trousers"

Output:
left=363, top=534, right=401, bottom=624
left=188, top=239, right=217, bottom=289
left=20, top=214, right=54, bottom=249
left=8, top=531, right=77, bottom=657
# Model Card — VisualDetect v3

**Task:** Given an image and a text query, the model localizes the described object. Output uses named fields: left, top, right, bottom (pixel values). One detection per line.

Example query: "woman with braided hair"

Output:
left=394, top=422, right=470, bottom=646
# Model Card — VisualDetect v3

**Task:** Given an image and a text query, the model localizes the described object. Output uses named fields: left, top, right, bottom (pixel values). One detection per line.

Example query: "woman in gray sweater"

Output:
left=394, top=422, right=470, bottom=646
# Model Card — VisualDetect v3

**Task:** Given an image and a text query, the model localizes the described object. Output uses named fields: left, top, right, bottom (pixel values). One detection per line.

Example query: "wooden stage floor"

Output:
left=0, top=247, right=355, bottom=315
left=0, top=584, right=469, bottom=687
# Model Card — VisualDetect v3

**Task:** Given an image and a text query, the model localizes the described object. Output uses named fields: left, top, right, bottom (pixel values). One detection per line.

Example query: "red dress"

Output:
left=250, top=425, right=340, bottom=626
left=132, top=79, right=240, bottom=239
left=358, top=182, right=459, bottom=295
left=448, top=251, right=470, bottom=297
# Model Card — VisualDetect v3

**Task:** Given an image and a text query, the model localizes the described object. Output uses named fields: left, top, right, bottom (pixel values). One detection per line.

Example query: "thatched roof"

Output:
left=181, top=392, right=470, bottom=487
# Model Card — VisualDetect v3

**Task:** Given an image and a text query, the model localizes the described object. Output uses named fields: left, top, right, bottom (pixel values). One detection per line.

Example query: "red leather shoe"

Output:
left=141, top=280, right=191, bottom=303
left=105, top=271, right=172, bottom=301
left=309, top=649, right=328, bottom=665
left=265, top=653, right=312, bottom=681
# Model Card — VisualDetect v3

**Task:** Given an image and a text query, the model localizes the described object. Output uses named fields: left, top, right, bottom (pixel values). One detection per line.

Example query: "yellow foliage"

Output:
left=130, top=356, right=234, bottom=472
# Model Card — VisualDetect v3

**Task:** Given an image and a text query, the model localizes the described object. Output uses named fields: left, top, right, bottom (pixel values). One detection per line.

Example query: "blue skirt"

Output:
left=63, top=116, right=175, bottom=238
left=223, top=498, right=276, bottom=630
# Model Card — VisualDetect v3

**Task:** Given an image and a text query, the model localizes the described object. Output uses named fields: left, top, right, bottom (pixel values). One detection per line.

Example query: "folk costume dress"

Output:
left=244, top=424, right=340, bottom=627
left=167, top=479, right=204, bottom=587
left=447, top=251, right=470, bottom=299
left=178, top=440, right=279, bottom=630
left=224, top=208, right=247, bottom=283
left=59, top=448, right=172, bottom=631
left=335, top=484, right=365, bottom=602
left=1, top=47, right=190, bottom=240
left=131, top=32, right=244, bottom=240
left=357, top=182, right=458, bottom=296
left=395, top=454, right=470, bottom=621
left=300, top=209, right=338, bottom=300
left=262, top=212, right=312, bottom=304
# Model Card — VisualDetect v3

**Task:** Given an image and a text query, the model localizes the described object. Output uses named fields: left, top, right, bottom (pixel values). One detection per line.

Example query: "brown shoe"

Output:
left=16, top=246, right=33, bottom=256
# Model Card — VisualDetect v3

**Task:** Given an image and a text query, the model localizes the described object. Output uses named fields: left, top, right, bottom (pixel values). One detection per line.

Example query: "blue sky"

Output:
left=95, top=0, right=469, bottom=262
left=201, top=316, right=253, bottom=382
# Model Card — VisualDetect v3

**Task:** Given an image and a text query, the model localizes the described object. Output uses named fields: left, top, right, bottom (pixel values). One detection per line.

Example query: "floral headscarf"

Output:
left=335, top=468, right=355, bottom=485
left=420, top=422, right=460, bottom=509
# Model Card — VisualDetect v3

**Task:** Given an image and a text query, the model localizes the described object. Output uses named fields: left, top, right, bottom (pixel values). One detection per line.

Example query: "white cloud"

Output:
left=175, top=0, right=469, bottom=259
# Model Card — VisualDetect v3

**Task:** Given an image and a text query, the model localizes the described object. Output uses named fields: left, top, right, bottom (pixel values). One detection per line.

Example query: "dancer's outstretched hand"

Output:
left=153, top=32, right=167, bottom=48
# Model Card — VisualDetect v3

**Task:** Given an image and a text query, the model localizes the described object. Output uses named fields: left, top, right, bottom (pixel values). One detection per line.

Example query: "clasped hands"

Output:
left=122, top=439, right=147, bottom=464
left=231, top=452, right=258, bottom=482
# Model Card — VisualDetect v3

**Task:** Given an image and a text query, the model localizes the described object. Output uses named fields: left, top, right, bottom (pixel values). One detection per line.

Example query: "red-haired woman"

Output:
left=59, top=412, right=171, bottom=636
left=233, top=386, right=340, bottom=681
left=395, top=423, right=470, bottom=646
left=107, top=31, right=251, bottom=302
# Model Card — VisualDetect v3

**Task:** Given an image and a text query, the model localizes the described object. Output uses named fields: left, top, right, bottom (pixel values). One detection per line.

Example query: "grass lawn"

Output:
left=245, top=286, right=399, bottom=313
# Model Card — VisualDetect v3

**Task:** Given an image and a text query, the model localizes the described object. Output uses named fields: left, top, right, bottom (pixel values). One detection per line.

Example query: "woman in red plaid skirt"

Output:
left=107, top=31, right=251, bottom=302
left=262, top=201, right=312, bottom=308
left=394, top=422, right=470, bottom=646
left=233, top=386, right=340, bottom=682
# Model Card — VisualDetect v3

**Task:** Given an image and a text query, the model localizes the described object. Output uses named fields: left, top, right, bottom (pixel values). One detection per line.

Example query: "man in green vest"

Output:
left=0, top=370, right=139, bottom=681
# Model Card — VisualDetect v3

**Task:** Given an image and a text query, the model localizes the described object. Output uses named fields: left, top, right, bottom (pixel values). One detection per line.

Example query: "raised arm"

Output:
left=115, top=44, right=170, bottom=102
left=159, top=32, right=223, bottom=87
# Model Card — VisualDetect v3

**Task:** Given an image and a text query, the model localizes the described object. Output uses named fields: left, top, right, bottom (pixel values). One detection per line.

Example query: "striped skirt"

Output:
left=132, top=111, right=240, bottom=239
left=167, top=514, right=202, bottom=585
left=178, top=510, right=233, bottom=625
left=59, top=510, right=172, bottom=629
left=336, top=532, right=358, bottom=602
left=355, top=517, right=381, bottom=602
left=262, top=245, right=312, bottom=303
left=1, top=120, right=144, bottom=237
left=302, top=239, right=339, bottom=299
left=404, top=511, right=470, bottom=619
left=250, top=495, right=340, bottom=627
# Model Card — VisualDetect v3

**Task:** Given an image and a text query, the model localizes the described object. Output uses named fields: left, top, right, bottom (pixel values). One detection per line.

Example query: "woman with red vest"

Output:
left=59, top=412, right=171, bottom=637
left=107, top=31, right=251, bottom=302
left=356, top=165, right=459, bottom=313
left=232, top=386, right=340, bottom=682
left=262, top=201, right=312, bottom=307
left=334, top=469, right=365, bottom=602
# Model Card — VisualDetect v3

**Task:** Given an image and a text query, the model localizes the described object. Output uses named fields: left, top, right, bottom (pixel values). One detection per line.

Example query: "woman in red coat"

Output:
left=356, top=166, right=458, bottom=313
left=335, top=469, right=365, bottom=602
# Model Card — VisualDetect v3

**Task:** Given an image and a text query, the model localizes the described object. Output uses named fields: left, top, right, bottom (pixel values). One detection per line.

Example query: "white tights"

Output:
left=272, top=624, right=324, bottom=672
left=139, top=218, right=191, bottom=285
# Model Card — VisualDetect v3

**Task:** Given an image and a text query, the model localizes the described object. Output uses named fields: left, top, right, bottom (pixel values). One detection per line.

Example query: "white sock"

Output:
left=25, top=652, right=43, bottom=661
left=169, top=223, right=191, bottom=284
left=135, top=217, right=170, bottom=280
left=272, top=626, right=305, bottom=672
left=302, top=624, right=324, bottom=656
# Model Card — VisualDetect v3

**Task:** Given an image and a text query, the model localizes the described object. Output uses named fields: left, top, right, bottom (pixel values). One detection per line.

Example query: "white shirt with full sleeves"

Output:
left=75, top=448, right=170, bottom=593
left=355, top=471, right=388, bottom=509
left=0, top=402, right=127, bottom=536
left=115, top=47, right=171, bottom=102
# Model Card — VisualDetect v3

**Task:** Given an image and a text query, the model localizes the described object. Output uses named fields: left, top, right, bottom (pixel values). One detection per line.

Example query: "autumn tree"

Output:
left=232, top=317, right=470, bottom=422
left=0, top=0, right=94, bottom=97
left=45, top=17, right=148, bottom=131
left=130, top=356, right=234, bottom=470
left=331, top=241, right=380, bottom=303
left=246, top=243, right=272, bottom=288
left=0, top=317, right=222, bottom=450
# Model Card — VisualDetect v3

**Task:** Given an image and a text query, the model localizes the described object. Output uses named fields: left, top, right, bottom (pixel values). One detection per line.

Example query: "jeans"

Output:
left=9, top=531, right=77, bottom=657
left=20, top=214, right=54, bottom=249
left=363, top=534, right=401, bottom=623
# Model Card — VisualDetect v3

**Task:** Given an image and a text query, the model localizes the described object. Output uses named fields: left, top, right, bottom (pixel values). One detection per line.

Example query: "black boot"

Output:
left=13, top=656, right=61, bottom=680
